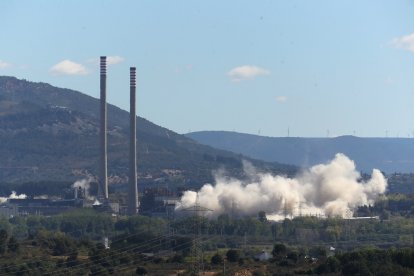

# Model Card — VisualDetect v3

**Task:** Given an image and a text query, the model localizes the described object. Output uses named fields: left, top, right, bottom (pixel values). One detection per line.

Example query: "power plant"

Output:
left=0, top=56, right=387, bottom=222
left=0, top=56, right=174, bottom=217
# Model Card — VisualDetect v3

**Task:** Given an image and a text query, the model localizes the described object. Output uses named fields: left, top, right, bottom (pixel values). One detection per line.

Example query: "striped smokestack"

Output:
left=128, top=67, right=139, bottom=215
left=99, top=56, right=109, bottom=200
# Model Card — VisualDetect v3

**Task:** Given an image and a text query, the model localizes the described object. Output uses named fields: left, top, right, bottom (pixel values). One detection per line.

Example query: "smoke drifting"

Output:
left=177, top=154, right=387, bottom=219
left=72, top=178, right=94, bottom=200
left=0, top=191, right=27, bottom=203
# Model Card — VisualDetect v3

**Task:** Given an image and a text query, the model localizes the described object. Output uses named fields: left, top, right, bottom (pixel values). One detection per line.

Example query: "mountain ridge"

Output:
left=186, top=131, right=414, bottom=173
left=0, top=76, right=296, bottom=186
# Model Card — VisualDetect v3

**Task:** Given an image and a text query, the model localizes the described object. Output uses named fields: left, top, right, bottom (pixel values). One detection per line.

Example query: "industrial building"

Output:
left=0, top=55, right=145, bottom=218
left=0, top=186, right=93, bottom=217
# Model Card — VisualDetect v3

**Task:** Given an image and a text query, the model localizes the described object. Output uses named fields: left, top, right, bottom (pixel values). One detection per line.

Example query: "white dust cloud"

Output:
left=177, top=153, right=387, bottom=219
left=0, top=191, right=27, bottom=203
left=72, top=178, right=94, bottom=200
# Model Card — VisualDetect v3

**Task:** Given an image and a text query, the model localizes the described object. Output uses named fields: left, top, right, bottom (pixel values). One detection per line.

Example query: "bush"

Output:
left=226, top=249, right=240, bottom=263
left=170, top=254, right=184, bottom=263
left=272, top=243, right=287, bottom=257
left=0, top=229, right=8, bottom=254
left=135, top=266, right=148, bottom=275
left=315, top=256, right=341, bottom=274
left=253, top=270, right=265, bottom=276
left=7, top=236, right=19, bottom=253
left=211, top=253, right=223, bottom=265
left=287, top=251, right=299, bottom=263
left=309, top=246, right=327, bottom=258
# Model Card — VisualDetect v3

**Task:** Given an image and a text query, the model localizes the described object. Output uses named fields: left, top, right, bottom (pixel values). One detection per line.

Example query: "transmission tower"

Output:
left=296, top=201, right=306, bottom=217
left=283, top=200, right=289, bottom=219
left=182, top=193, right=212, bottom=275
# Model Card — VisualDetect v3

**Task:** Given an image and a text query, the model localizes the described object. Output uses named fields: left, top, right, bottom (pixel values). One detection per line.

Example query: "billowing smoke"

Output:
left=93, top=199, right=102, bottom=206
left=176, top=153, right=387, bottom=219
left=72, top=178, right=94, bottom=200
left=0, top=191, right=27, bottom=204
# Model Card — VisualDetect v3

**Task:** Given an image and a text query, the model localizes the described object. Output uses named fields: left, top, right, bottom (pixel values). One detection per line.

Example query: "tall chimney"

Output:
left=99, top=56, right=109, bottom=200
left=128, top=67, right=139, bottom=215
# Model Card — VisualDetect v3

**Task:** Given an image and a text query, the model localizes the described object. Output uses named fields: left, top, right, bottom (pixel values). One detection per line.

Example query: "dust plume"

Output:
left=72, top=178, right=94, bottom=200
left=176, top=153, right=387, bottom=219
left=0, top=191, right=27, bottom=203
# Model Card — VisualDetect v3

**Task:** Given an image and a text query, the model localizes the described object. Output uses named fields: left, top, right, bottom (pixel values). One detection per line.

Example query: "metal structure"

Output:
left=128, top=67, right=139, bottom=215
left=182, top=194, right=212, bottom=275
left=99, top=56, right=109, bottom=200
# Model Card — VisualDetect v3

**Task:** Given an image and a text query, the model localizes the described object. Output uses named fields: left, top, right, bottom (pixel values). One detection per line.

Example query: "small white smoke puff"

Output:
left=72, top=178, right=94, bottom=200
left=0, top=191, right=27, bottom=204
left=176, top=153, right=387, bottom=219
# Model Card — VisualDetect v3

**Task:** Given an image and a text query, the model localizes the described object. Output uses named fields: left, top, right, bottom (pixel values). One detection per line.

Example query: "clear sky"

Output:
left=1, top=1, right=414, bottom=137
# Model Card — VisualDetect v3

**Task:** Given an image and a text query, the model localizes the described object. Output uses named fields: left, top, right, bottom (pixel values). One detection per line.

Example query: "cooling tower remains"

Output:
left=177, top=153, right=387, bottom=219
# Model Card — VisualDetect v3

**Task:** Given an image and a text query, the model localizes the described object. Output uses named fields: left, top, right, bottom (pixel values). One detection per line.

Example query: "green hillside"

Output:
left=0, top=76, right=296, bottom=190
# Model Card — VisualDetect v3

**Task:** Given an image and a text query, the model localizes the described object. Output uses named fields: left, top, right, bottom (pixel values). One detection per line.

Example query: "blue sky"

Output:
left=1, top=1, right=414, bottom=137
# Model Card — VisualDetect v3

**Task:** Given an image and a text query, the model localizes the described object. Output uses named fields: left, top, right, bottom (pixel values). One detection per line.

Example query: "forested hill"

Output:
left=187, top=131, right=414, bottom=174
left=0, top=76, right=295, bottom=186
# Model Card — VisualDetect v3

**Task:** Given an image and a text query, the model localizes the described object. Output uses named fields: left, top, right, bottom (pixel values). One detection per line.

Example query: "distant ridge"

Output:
left=186, top=131, right=414, bottom=173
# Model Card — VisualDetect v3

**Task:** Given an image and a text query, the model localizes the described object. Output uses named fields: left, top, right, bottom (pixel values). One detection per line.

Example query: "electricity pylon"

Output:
left=182, top=193, right=212, bottom=276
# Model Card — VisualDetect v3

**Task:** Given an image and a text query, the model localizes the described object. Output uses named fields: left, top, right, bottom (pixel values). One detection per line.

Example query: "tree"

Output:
left=309, top=246, right=327, bottom=258
left=342, top=261, right=372, bottom=275
left=66, top=251, right=79, bottom=267
left=258, top=211, right=267, bottom=223
left=380, top=209, right=391, bottom=221
left=287, top=251, right=299, bottom=263
left=135, top=266, right=148, bottom=275
left=271, top=223, right=279, bottom=240
left=7, top=236, right=19, bottom=253
left=316, top=256, right=341, bottom=274
left=272, top=243, right=287, bottom=258
left=38, top=231, right=77, bottom=256
left=226, top=249, right=240, bottom=263
left=252, top=270, right=265, bottom=276
left=0, top=229, right=8, bottom=254
left=211, top=253, right=223, bottom=265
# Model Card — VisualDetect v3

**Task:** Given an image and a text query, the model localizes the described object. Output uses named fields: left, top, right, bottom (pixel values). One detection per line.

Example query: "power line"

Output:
left=5, top=214, right=208, bottom=276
